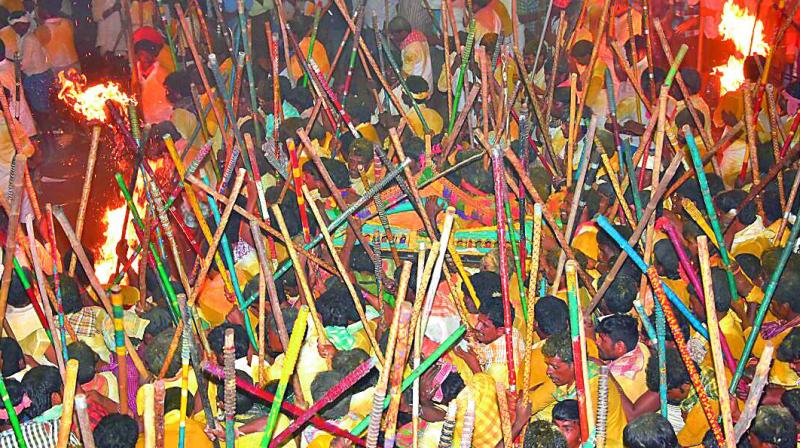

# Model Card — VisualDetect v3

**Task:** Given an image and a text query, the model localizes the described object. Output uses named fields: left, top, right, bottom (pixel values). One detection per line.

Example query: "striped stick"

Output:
left=684, top=127, right=738, bottom=302
left=271, top=358, right=376, bottom=447
left=57, top=359, right=79, bottom=448
left=341, top=6, right=366, bottom=108
left=177, top=321, right=190, bottom=448
left=260, top=306, right=309, bottom=448
left=459, top=400, right=475, bottom=448
left=383, top=302, right=417, bottom=448
left=566, top=260, right=592, bottom=442
left=595, top=366, right=609, bottom=448
left=490, top=147, right=517, bottom=392
left=765, top=84, right=787, bottom=211
left=437, top=401, right=458, bottom=448
left=0, top=155, right=24, bottom=331
left=224, top=328, right=236, bottom=448
left=448, top=19, right=476, bottom=133
left=301, top=1, right=323, bottom=87
left=111, top=286, right=129, bottom=415
left=496, top=381, right=512, bottom=448
left=698, top=237, right=736, bottom=448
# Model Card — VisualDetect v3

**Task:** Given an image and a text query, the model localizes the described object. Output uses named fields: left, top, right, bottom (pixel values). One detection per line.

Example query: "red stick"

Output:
left=287, top=139, right=312, bottom=243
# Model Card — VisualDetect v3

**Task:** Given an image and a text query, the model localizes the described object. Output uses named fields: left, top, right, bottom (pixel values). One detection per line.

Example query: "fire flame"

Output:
left=95, top=204, right=140, bottom=284
left=57, top=69, right=135, bottom=123
left=712, top=1, right=770, bottom=94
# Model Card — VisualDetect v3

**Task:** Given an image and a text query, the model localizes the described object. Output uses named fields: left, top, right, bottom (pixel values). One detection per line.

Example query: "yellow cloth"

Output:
left=136, top=410, right=213, bottom=448
left=407, top=105, right=443, bottom=137
left=453, top=372, right=502, bottom=448
left=35, top=18, right=79, bottom=70
left=572, top=225, right=600, bottom=261
left=234, top=415, right=297, bottom=448
left=288, top=36, right=330, bottom=83
left=355, top=123, right=379, bottom=143
left=717, top=310, right=746, bottom=360
left=136, top=371, right=199, bottom=414
left=18, top=328, right=51, bottom=366
left=490, top=0, right=511, bottom=35
left=677, top=398, right=720, bottom=447
left=611, top=343, right=651, bottom=402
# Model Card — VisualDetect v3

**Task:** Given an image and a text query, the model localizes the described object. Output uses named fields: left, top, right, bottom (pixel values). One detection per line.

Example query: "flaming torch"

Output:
left=56, top=69, right=137, bottom=283
left=712, top=1, right=770, bottom=94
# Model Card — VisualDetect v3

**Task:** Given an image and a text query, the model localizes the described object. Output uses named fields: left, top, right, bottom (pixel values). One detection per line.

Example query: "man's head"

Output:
left=311, top=370, right=353, bottom=420
left=214, top=370, right=255, bottom=415
left=748, top=406, right=796, bottom=448
left=543, top=332, right=574, bottom=387
left=653, top=239, right=680, bottom=280
left=595, top=314, right=639, bottom=361
left=533, top=296, right=569, bottom=339
left=0, top=337, right=24, bottom=377
left=208, top=323, right=250, bottom=364
left=523, top=420, right=568, bottom=448
left=622, top=413, right=678, bottom=448
left=134, top=40, right=160, bottom=71
left=388, top=17, right=411, bottom=45
left=602, top=274, right=637, bottom=314
left=474, top=294, right=514, bottom=344
left=8, top=11, right=30, bottom=36
left=552, top=400, right=581, bottom=448
left=570, top=40, right=593, bottom=66
left=646, top=348, right=691, bottom=404
left=67, top=341, right=99, bottom=385
left=267, top=307, right=297, bottom=355
left=144, top=328, right=181, bottom=377
left=94, top=413, right=139, bottom=448
left=6, top=267, right=28, bottom=309
left=777, top=327, right=800, bottom=376
left=771, top=271, right=800, bottom=321
left=21, top=366, right=62, bottom=420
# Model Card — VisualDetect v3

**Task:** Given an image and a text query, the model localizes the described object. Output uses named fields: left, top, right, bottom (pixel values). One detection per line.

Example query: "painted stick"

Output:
left=0, top=154, right=24, bottom=330
left=698, top=237, right=736, bottom=448
left=595, top=366, right=609, bottom=448
left=271, top=357, right=376, bottom=447
left=741, top=81, right=764, bottom=212
left=203, top=360, right=364, bottom=444
left=351, top=325, right=467, bottom=435
left=302, top=184, right=384, bottom=362
left=684, top=127, right=738, bottom=302
left=566, top=260, right=592, bottom=442
left=412, top=246, right=425, bottom=448
left=765, top=84, right=787, bottom=211
left=301, top=1, right=324, bottom=87
left=75, top=394, right=96, bottom=448
left=780, top=110, right=800, bottom=159
left=69, top=125, right=101, bottom=275
left=382, top=302, right=415, bottom=448
left=0, top=374, right=25, bottom=448
left=186, top=169, right=247, bottom=307
left=224, top=329, right=236, bottom=448
left=341, top=6, right=366, bottom=108
left=437, top=401, right=458, bottom=448
left=600, top=153, right=637, bottom=228
left=370, top=157, right=401, bottom=265
left=732, top=344, right=775, bottom=442
left=448, top=19, right=476, bottom=133
left=177, top=318, right=190, bottom=448
left=662, top=221, right=737, bottom=372
left=51, top=207, right=150, bottom=379
left=154, top=380, right=165, bottom=448
left=772, top=161, right=800, bottom=246
left=141, top=384, right=155, bottom=448
left=490, top=146, right=517, bottom=391
left=729, top=186, right=800, bottom=394
left=459, top=399, right=475, bottom=448
left=259, top=305, right=309, bottom=448
left=287, top=139, right=312, bottom=243
left=57, top=359, right=79, bottom=448
left=45, top=205, right=70, bottom=364
left=111, top=286, right=129, bottom=415
left=681, top=199, right=719, bottom=248
left=573, top=0, right=612, bottom=133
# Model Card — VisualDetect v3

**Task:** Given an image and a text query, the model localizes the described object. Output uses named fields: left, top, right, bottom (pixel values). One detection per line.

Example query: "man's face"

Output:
left=545, top=356, right=575, bottom=387
left=667, top=384, right=691, bottom=405
left=553, top=418, right=581, bottom=448
left=474, top=314, right=500, bottom=344
left=595, top=333, right=621, bottom=361
left=136, top=49, right=156, bottom=71
left=11, top=23, right=28, bottom=36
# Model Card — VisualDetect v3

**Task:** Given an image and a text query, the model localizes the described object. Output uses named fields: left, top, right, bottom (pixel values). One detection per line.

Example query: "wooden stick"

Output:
left=154, top=380, right=165, bottom=448
left=0, top=154, right=24, bottom=330
left=75, top=394, right=96, bottom=448
left=567, top=260, right=592, bottom=442
left=224, top=328, right=236, bottom=448
left=187, top=169, right=247, bottom=307
left=733, top=344, right=774, bottom=442
left=772, top=163, right=800, bottom=246
left=142, top=384, right=155, bottom=448
left=111, top=286, right=129, bottom=415
left=765, top=84, right=787, bottom=212
left=380, top=302, right=414, bottom=448
left=51, top=207, right=150, bottom=379
left=57, top=359, right=79, bottom=448
left=698, top=237, right=736, bottom=448
left=574, top=0, right=612, bottom=133
left=742, top=80, right=765, bottom=216
left=419, top=210, right=456, bottom=341
left=69, top=125, right=101, bottom=275
left=302, top=185, right=384, bottom=363
left=270, top=204, right=329, bottom=346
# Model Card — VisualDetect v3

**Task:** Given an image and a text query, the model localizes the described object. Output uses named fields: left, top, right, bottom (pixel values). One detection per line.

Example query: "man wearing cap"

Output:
left=134, top=29, right=172, bottom=124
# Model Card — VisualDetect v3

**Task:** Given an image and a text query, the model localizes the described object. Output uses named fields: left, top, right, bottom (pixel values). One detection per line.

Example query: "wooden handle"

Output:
left=57, top=359, right=79, bottom=448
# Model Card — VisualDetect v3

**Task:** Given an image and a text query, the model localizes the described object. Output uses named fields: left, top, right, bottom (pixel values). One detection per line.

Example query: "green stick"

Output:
left=448, top=19, right=476, bottom=133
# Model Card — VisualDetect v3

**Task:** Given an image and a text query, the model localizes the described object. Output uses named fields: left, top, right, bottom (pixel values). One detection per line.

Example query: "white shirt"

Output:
left=19, top=30, right=50, bottom=76
left=0, top=59, right=36, bottom=135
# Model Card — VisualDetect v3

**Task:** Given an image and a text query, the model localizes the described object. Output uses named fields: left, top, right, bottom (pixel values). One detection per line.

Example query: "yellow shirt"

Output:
left=288, top=36, right=330, bottom=83
left=136, top=410, right=213, bottom=448
left=677, top=398, right=720, bottom=447
left=718, top=310, right=746, bottom=360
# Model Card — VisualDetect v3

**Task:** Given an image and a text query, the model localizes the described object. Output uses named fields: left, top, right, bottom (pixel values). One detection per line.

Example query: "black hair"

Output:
left=552, top=399, right=579, bottom=422
left=7, top=266, right=30, bottom=308
left=717, top=189, right=756, bottom=226
left=542, top=332, right=573, bottom=364
left=781, top=389, right=800, bottom=423
left=623, top=413, right=679, bottom=448
left=332, top=348, right=377, bottom=394
left=0, top=378, right=21, bottom=424
left=53, top=275, right=82, bottom=315
left=533, top=296, right=569, bottom=337
left=268, top=306, right=298, bottom=337
left=0, top=337, right=23, bottom=377
left=471, top=271, right=502, bottom=305
left=646, top=348, right=690, bottom=393
left=21, top=366, right=62, bottom=420
left=523, top=420, right=567, bottom=448
left=653, top=239, right=680, bottom=279
left=736, top=253, right=761, bottom=282
left=777, top=327, right=800, bottom=363
left=478, top=293, right=514, bottom=329
left=311, top=370, right=352, bottom=420
left=94, top=413, right=140, bottom=448
left=387, top=16, right=411, bottom=34
left=595, top=314, right=639, bottom=353
left=597, top=224, right=632, bottom=256
left=680, top=68, right=701, bottom=95
left=266, top=188, right=319, bottom=238
left=164, top=70, right=193, bottom=103
left=349, top=244, right=375, bottom=273
left=67, top=341, right=99, bottom=385
left=603, top=274, right=637, bottom=314
left=214, top=370, right=255, bottom=415
left=710, top=267, right=732, bottom=313
left=134, top=40, right=159, bottom=56
left=764, top=188, right=784, bottom=222
left=773, top=271, right=800, bottom=314
left=439, top=371, right=465, bottom=405
left=144, top=328, right=181, bottom=377
left=303, top=157, right=352, bottom=189
left=287, top=86, right=313, bottom=111
left=316, top=282, right=360, bottom=327
left=208, top=323, right=250, bottom=359
left=751, top=406, right=796, bottom=448
left=570, top=40, right=593, bottom=59
left=141, top=306, right=174, bottom=337
left=641, top=67, right=666, bottom=95
left=163, top=387, right=194, bottom=415
left=406, top=75, right=429, bottom=96
left=348, top=138, right=375, bottom=163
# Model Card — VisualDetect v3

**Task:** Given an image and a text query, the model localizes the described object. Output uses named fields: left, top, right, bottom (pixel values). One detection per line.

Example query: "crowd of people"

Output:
left=0, top=0, right=796, bottom=446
